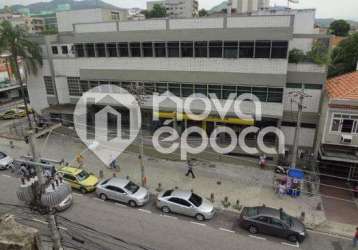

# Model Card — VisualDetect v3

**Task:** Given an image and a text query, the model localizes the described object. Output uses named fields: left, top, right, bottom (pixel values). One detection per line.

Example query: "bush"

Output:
left=288, top=49, right=305, bottom=64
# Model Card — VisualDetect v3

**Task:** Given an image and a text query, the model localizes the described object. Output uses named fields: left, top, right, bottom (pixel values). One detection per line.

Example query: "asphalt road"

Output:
left=0, top=171, right=354, bottom=250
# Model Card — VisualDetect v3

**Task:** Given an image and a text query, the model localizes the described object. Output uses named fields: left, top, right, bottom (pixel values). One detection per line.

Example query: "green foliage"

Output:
left=329, top=19, right=351, bottom=36
left=199, top=9, right=208, bottom=17
left=42, top=26, right=58, bottom=35
left=328, top=32, right=358, bottom=78
left=144, top=4, right=167, bottom=18
left=288, top=49, right=305, bottom=64
left=306, top=40, right=329, bottom=65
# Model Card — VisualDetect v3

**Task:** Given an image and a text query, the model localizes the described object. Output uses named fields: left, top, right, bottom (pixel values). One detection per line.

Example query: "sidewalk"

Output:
left=0, top=133, right=354, bottom=237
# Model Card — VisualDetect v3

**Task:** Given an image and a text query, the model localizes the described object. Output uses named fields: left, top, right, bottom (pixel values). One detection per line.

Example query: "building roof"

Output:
left=326, top=71, right=358, bottom=100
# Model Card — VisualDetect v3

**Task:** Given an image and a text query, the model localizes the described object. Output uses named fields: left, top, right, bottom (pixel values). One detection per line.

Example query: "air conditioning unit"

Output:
left=341, top=134, right=352, bottom=144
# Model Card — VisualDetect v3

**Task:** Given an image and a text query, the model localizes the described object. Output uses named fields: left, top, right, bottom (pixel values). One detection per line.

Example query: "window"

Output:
left=252, top=87, right=268, bottom=102
left=89, top=81, right=98, bottom=89
left=168, top=42, right=179, bottom=57
left=224, top=41, right=238, bottom=58
left=195, top=41, right=207, bottom=57
left=106, top=185, right=125, bottom=193
left=67, top=77, right=81, bottom=96
left=239, top=41, right=254, bottom=58
left=51, top=46, right=58, bottom=55
left=163, top=190, right=173, bottom=197
left=331, top=119, right=340, bottom=132
left=255, top=40, right=271, bottom=58
left=142, top=42, right=153, bottom=57
left=74, top=44, right=84, bottom=57
left=255, top=216, right=269, bottom=223
left=85, top=43, right=95, bottom=57
left=130, top=42, right=141, bottom=57
left=111, top=12, right=120, bottom=20
left=237, top=86, right=252, bottom=97
left=194, top=84, right=207, bottom=96
left=80, top=80, right=89, bottom=93
left=106, top=43, right=117, bottom=57
left=271, top=41, right=288, bottom=59
left=168, top=198, right=191, bottom=207
left=208, top=85, right=222, bottom=99
left=124, top=181, right=140, bottom=194
left=63, top=174, right=76, bottom=182
left=222, top=85, right=237, bottom=99
left=76, top=170, right=89, bottom=181
left=95, top=43, right=106, bottom=57
left=144, top=83, right=155, bottom=95
left=61, top=46, right=68, bottom=54
left=156, top=83, right=168, bottom=94
left=118, top=42, right=129, bottom=57
left=43, top=76, right=55, bottom=95
left=304, top=84, right=322, bottom=90
left=168, top=83, right=181, bottom=96
left=154, top=42, right=166, bottom=57
left=267, top=88, right=283, bottom=103
left=182, top=84, right=194, bottom=97
left=286, top=83, right=302, bottom=89
left=189, top=193, right=202, bottom=207
left=181, top=41, right=193, bottom=57
left=270, top=218, right=284, bottom=228
left=209, top=41, right=222, bottom=58
left=341, top=119, right=354, bottom=133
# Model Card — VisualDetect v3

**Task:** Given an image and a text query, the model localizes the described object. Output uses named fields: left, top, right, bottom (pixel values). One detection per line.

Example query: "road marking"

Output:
left=59, top=226, right=68, bottom=231
left=160, top=214, right=178, bottom=219
left=219, top=228, right=235, bottom=233
left=115, top=203, right=126, bottom=207
left=307, top=229, right=352, bottom=241
left=190, top=221, right=206, bottom=226
left=72, top=193, right=83, bottom=197
left=1, top=174, right=11, bottom=178
left=281, top=242, right=299, bottom=248
left=248, top=235, right=266, bottom=240
left=32, top=218, right=48, bottom=225
left=138, top=209, right=152, bottom=214
left=93, top=197, right=104, bottom=202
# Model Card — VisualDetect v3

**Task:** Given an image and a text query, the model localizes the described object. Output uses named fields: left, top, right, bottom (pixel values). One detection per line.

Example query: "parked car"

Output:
left=239, top=206, right=306, bottom=242
left=57, top=166, right=98, bottom=194
left=0, top=151, right=13, bottom=170
left=156, top=189, right=215, bottom=221
left=96, top=177, right=149, bottom=207
left=0, top=109, right=26, bottom=119
left=17, top=104, right=33, bottom=113
left=44, top=185, right=73, bottom=212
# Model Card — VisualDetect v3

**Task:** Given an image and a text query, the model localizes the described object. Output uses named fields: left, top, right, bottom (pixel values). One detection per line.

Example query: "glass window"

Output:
left=124, top=181, right=140, bottom=194
left=239, top=41, right=254, bottom=58
left=144, top=83, right=155, bottom=95
left=76, top=170, right=90, bottom=181
left=130, top=42, right=141, bottom=57
left=255, top=216, right=269, bottom=223
left=286, top=83, right=302, bottom=89
left=156, top=82, right=168, bottom=94
left=85, top=43, right=95, bottom=57
left=252, top=87, right=268, bottom=102
left=271, top=41, right=288, bottom=59
left=168, top=42, right=179, bottom=57
left=67, top=77, right=81, bottom=96
left=43, top=76, right=55, bottom=95
left=331, top=119, right=340, bottom=132
left=195, top=41, right=207, bottom=58
left=224, top=41, right=238, bottom=58
left=267, top=88, right=283, bottom=103
left=80, top=80, right=89, bottom=93
left=209, top=41, right=223, bottom=58
left=121, top=82, right=132, bottom=90
left=189, top=193, right=202, bottom=207
left=154, top=42, right=166, bottom=57
left=118, top=42, right=129, bottom=57
left=208, top=85, right=222, bottom=99
left=74, top=44, right=84, bottom=57
left=51, top=46, right=58, bottom=54
left=106, top=43, right=117, bottom=57
left=63, top=173, right=76, bottom=182
left=341, top=119, right=353, bottom=133
left=194, top=84, right=207, bottom=96
left=89, top=81, right=98, bottom=89
left=61, top=46, right=68, bottom=54
left=142, top=42, right=153, bottom=57
left=168, top=83, right=181, bottom=96
left=181, top=41, right=193, bottom=57
left=182, top=84, right=194, bottom=97
left=222, top=85, right=237, bottom=99
left=95, top=43, right=106, bottom=57
left=255, top=40, right=271, bottom=58
left=304, top=84, right=322, bottom=90
left=237, top=86, right=252, bottom=97
left=270, top=218, right=284, bottom=228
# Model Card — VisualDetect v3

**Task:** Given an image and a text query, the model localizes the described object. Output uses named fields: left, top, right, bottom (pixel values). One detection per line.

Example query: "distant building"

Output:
left=0, top=13, right=45, bottom=33
left=316, top=70, right=358, bottom=180
left=228, top=0, right=270, bottom=14
left=147, top=0, right=199, bottom=18
left=56, top=8, right=129, bottom=33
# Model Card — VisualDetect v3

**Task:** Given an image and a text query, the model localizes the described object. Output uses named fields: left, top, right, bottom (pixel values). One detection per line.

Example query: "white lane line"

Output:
left=219, top=228, right=235, bottom=233
left=281, top=242, right=299, bottom=248
left=72, top=193, right=83, bottom=197
left=248, top=235, right=266, bottom=240
left=93, top=197, right=104, bottom=202
left=190, top=221, right=206, bottom=226
left=1, top=174, right=12, bottom=178
left=307, top=229, right=351, bottom=241
left=160, top=214, right=178, bottom=220
left=138, top=209, right=152, bottom=214
left=32, top=218, right=48, bottom=225
left=115, top=203, right=126, bottom=207
left=59, top=226, right=68, bottom=231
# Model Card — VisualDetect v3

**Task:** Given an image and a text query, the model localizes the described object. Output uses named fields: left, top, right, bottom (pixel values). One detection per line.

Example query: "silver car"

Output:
left=96, top=177, right=149, bottom=207
left=156, top=189, right=215, bottom=221
left=0, top=152, right=13, bottom=170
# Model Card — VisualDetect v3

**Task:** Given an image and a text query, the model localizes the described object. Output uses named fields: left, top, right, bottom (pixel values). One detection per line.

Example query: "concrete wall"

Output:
left=281, top=126, right=316, bottom=147
left=57, top=9, right=105, bottom=32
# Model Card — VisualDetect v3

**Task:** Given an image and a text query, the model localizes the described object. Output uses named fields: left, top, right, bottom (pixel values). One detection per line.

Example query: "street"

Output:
left=0, top=172, right=354, bottom=250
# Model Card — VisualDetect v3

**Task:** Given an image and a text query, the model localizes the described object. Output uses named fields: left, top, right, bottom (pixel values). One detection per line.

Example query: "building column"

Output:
left=274, top=118, right=283, bottom=163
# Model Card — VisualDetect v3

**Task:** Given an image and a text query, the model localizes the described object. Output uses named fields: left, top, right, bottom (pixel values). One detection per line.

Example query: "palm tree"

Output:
left=0, top=20, right=42, bottom=129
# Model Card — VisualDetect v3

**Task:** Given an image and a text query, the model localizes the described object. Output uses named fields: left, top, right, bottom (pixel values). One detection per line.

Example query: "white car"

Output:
left=0, top=152, right=13, bottom=170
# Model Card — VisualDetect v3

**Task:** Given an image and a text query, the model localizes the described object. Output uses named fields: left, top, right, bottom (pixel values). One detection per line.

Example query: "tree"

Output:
left=0, top=21, right=42, bottom=129
left=145, top=4, right=167, bottom=18
left=328, top=32, right=358, bottom=78
left=288, top=48, right=305, bottom=64
left=306, top=40, right=329, bottom=65
left=199, top=9, right=208, bottom=17
left=329, top=20, right=351, bottom=36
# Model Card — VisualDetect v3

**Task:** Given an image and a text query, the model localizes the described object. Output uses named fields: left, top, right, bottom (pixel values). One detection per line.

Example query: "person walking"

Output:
left=185, top=160, right=195, bottom=179
left=76, top=153, right=84, bottom=168
left=259, top=154, right=267, bottom=169
left=353, top=227, right=358, bottom=248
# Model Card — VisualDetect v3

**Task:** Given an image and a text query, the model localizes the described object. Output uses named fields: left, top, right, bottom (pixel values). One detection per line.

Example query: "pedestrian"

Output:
left=76, top=153, right=84, bottom=168
left=353, top=227, right=358, bottom=248
left=278, top=181, right=286, bottom=198
left=185, top=160, right=195, bottom=179
left=259, top=154, right=267, bottom=169
left=110, top=157, right=117, bottom=169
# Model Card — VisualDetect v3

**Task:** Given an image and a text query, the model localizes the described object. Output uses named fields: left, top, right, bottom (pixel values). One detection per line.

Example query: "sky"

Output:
left=2, top=0, right=358, bottom=20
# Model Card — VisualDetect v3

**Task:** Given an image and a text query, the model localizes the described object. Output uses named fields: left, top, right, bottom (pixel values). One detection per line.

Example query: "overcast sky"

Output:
left=2, top=0, right=358, bottom=20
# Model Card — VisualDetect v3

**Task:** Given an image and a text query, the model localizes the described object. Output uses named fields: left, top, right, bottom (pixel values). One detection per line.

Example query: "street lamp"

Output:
left=0, top=50, right=12, bottom=81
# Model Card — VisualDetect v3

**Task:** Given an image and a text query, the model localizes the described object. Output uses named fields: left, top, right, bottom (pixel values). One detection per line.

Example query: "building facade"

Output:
left=0, top=13, right=45, bottom=33
left=28, top=9, right=327, bottom=157
left=228, top=0, right=270, bottom=14
left=147, top=0, right=199, bottom=18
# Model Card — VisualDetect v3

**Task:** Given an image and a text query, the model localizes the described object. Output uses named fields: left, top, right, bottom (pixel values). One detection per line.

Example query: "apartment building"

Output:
left=28, top=9, right=328, bottom=156
left=147, top=0, right=199, bottom=18
left=0, top=13, right=45, bottom=33
left=228, top=0, right=270, bottom=14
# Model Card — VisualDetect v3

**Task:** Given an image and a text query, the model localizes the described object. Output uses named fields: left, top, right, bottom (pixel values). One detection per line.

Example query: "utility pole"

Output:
left=289, top=89, right=311, bottom=169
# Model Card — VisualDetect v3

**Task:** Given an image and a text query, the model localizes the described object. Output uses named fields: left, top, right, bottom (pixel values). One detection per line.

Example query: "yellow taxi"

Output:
left=0, top=109, right=26, bottom=119
left=57, top=166, right=99, bottom=194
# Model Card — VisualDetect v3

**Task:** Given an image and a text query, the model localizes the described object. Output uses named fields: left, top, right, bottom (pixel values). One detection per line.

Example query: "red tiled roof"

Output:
left=326, top=71, right=358, bottom=100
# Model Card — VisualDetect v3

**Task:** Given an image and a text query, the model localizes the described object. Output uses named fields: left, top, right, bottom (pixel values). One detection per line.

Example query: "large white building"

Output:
left=147, top=0, right=199, bottom=18
left=0, top=13, right=45, bottom=33
left=228, top=0, right=270, bottom=14
left=28, top=9, right=328, bottom=157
